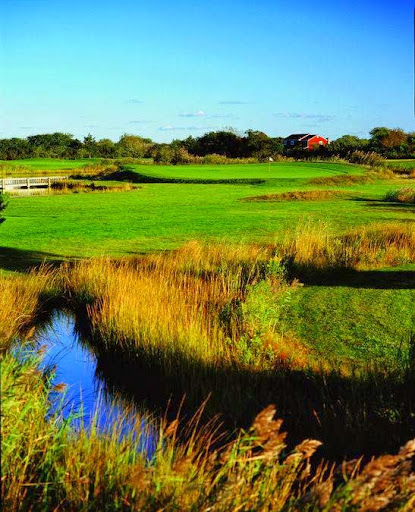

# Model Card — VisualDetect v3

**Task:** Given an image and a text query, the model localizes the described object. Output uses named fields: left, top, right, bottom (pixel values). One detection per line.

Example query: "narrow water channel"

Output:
left=35, top=311, right=156, bottom=455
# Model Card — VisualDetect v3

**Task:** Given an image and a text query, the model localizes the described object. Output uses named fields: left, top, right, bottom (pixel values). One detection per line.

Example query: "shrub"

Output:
left=171, top=147, right=200, bottom=165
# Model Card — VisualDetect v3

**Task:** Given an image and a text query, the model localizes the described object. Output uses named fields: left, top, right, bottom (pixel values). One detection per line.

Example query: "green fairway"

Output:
left=1, top=173, right=413, bottom=263
left=386, top=159, right=415, bottom=171
left=125, top=161, right=364, bottom=181
left=0, top=161, right=413, bottom=264
left=0, top=157, right=102, bottom=171
left=285, top=278, right=415, bottom=365
left=1, top=159, right=414, bottom=364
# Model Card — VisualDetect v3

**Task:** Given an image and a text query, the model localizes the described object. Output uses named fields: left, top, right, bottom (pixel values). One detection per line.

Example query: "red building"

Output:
left=283, top=133, right=329, bottom=151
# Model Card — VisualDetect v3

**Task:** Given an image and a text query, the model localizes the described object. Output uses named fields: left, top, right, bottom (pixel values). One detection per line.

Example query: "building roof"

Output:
left=284, top=133, right=317, bottom=141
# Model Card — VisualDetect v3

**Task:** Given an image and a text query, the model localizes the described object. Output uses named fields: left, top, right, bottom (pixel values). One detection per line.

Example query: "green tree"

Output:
left=245, top=130, right=283, bottom=159
left=329, top=135, right=369, bottom=154
left=116, top=134, right=152, bottom=158
left=83, top=134, right=98, bottom=158
left=381, top=129, right=407, bottom=150
left=0, top=138, right=29, bottom=160
left=192, top=130, right=244, bottom=157
left=27, top=132, right=75, bottom=158
left=153, top=144, right=174, bottom=163
left=96, top=138, right=117, bottom=158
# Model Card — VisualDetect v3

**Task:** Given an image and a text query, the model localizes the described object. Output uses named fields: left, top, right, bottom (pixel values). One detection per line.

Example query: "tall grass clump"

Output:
left=243, top=190, right=348, bottom=202
left=278, top=220, right=415, bottom=270
left=3, top=359, right=415, bottom=512
left=347, top=150, right=386, bottom=168
left=0, top=268, right=54, bottom=352
left=0, top=162, right=31, bottom=177
left=1, top=351, right=152, bottom=510
left=51, top=180, right=134, bottom=194
left=385, top=187, right=415, bottom=204
left=63, top=242, right=279, bottom=367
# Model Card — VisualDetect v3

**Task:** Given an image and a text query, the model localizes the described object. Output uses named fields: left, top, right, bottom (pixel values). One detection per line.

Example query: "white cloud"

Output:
left=179, top=110, right=206, bottom=118
left=273, top=112, right=335, bottom=123
left=158, top=124, right=214, bottom=131
left=209, top=113, right=238, bottom=119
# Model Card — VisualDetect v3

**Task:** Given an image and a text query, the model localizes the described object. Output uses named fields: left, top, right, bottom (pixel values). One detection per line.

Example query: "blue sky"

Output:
left=1, top=0, right=413, bottom=142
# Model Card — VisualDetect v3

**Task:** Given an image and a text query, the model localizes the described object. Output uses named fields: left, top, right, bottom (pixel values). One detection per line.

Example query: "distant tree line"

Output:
left=0, top=127, right=414, bottom=162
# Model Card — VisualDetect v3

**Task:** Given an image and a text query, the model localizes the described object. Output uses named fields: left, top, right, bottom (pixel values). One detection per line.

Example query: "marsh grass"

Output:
left=3, top=354, right=415, bottom=511
left=3, top=226, right=415, bottom=508
left=242, top=190, right=349, bottom=202
left=278, top=220, right=415, bottom=270
left=0, top=266, right=55, bottom=352
left=0, top=162, right=31, bottom=176
left=385, top=187, right=415, bottom=204
left=61, top=227, right=415, bottom=375
left=51, top=180, right=134, bottom=194
left=64, top=242, right=277, bottom=366
left=51, top=235, right=415, bottom=459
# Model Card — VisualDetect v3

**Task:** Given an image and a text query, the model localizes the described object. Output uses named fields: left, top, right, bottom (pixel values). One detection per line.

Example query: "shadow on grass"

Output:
left=351, top=197, right=415, bottom=212
left=34, top=305, right=408, bottom=462
left=0, top=246, right=63, bottom=272
left=287, top=266, right=415, bottom=289
left=73, top=167, right=266, bottom=185
left=80, top=322, right=415, bottom=462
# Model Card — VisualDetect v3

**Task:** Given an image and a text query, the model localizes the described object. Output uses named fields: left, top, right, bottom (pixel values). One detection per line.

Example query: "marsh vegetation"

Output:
left=2, top=158, right=415, bottom=510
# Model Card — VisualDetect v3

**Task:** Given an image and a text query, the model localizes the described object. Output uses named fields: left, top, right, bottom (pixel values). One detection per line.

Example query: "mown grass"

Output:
left=0, top=158, right=102, bottom=171
left=122, top=161, right=364, bottom=180
left=386, top=159, right=415, bottom=176
left=0, top=163, right=409, bottom=261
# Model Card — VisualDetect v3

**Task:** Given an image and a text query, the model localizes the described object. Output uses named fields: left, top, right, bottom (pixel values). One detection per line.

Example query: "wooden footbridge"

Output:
left=0, top=176, right=68, bottom=192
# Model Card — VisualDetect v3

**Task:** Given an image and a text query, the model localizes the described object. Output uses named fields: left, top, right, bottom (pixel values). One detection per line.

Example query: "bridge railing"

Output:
left=0, top=176, right=68, bottom=191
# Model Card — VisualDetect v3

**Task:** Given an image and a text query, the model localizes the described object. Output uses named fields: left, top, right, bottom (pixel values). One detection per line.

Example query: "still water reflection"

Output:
left=35, top=311, right=156, bottom=455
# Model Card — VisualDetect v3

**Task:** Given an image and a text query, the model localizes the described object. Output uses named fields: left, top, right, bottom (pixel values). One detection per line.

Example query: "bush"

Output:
left=171, top=147, right=200, bottom=165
